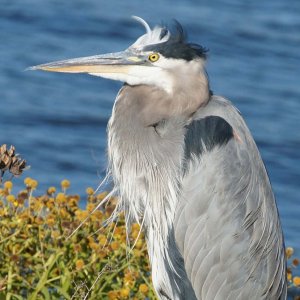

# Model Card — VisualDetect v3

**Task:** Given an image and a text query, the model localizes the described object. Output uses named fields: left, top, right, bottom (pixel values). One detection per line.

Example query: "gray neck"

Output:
left=107, top=80, right=208, bottom=299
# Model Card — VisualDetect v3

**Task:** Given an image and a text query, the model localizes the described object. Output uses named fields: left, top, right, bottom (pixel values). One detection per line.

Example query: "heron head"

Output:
left=29, top=17, right=208, bottom=94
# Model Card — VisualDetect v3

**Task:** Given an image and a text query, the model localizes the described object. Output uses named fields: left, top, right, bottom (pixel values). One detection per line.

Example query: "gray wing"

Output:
left=174, top=95, right=287, bottom=300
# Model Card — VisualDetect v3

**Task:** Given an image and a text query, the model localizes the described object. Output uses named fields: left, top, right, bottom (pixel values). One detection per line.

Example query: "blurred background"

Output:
left=0, top=0, right=299, bottom=259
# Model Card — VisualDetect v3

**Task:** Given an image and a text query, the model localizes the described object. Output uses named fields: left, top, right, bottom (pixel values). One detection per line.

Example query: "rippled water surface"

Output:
left=1, top=0, right=299, bottom=260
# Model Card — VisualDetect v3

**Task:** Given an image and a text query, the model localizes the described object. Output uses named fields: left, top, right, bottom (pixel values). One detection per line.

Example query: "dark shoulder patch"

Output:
left=184, top=116, right=234, bottom=161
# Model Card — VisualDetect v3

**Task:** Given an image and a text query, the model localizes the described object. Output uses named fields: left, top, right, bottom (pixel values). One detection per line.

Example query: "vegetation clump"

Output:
left=0, top=144, right=299, bottom=299
left=0, top=177, right=155, bottom=299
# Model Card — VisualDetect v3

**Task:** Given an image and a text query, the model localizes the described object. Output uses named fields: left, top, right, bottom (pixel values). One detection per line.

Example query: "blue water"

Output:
left=1, top=0, right=299, bottom=271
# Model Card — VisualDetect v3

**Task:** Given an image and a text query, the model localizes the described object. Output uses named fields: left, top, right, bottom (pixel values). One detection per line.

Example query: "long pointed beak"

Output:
left=28, top=50, right=146, bottom=74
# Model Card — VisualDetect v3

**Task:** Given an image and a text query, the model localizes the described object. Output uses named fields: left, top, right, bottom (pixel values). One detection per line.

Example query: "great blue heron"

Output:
left=30, top=17, right=286, bottom=300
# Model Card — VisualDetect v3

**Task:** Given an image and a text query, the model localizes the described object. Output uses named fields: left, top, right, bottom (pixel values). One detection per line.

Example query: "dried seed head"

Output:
left=10, top=158, right=27, bottom=176
left=0, top=144, right=7, bottom=156
left=0, top=145, right=12, bottom=171
left=7, top=145, right=15, bottom=157
left=0, top=144, right=27, bottom=179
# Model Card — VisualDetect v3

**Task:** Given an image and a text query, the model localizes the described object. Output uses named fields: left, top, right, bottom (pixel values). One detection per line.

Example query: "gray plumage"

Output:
left=108, top=86, right=286, bottom=300
left=30, top=17, right=287, bottom=300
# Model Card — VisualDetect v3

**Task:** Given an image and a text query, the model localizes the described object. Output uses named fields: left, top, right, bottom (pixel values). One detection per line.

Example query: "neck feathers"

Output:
left=107, top=81, right=209, bottom=299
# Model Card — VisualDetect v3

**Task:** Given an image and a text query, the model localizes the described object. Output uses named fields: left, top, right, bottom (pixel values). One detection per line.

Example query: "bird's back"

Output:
left=174, top=95, right=287, bottom=299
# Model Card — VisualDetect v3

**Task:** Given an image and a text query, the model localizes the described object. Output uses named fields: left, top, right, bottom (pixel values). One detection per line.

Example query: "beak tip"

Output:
left=25, top=66, right=37, bottom=71
left=26, top=65, right=45, bottom=71
left=26, top=65, right=56, bottom=72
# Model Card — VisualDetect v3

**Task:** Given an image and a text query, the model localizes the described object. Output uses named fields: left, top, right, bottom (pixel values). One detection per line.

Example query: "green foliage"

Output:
left=0, top=179, right=156, bottom=299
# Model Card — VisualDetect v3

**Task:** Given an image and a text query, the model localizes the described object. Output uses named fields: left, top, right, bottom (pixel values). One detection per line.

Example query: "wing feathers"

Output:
left=175, top=96, right=286, bottom=299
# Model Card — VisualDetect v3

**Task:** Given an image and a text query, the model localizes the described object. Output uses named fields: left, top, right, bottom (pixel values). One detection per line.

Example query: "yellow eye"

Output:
left=148, top=53, right=160, bottom=62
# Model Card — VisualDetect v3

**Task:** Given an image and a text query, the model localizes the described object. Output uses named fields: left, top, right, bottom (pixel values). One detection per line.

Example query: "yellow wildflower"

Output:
left=6, top=194, right=15, bottom=202
left=75, top=210, right=89, bottom=222
left=75, top=259, right=84, bottom=270
left=131, top=229, right=139, bottom=240
left=124, top=278, right=135, bottom=288
left=113, top=229, right=125, bottom=242
left=286, top=247, right=294, bottom=259
left=46, top=198, right=55, bottom=209
left=25, top=178, right=38, bottom=189
left=97, top=191, right=108, bottom=200
left=98, top=234, right=107, bottom=246
left=139, top=283, right=149, bottom=294
left=59, top=208, right=68, bottom=219
left=68, top=197, right=79, bottom=208
left=0, top=208, right=7, bottom=217
left=114, top=226, right=123, bottom=235
left=111, top=241, right=120, bottom=251
left=18, top=211, right=30, bottom=221
left=24, top=177, right=31, bottom=185
left=87, top=236, right=95, bottom=244
left=124, top=269, right=138, bottom=279
left=61, top=179, right=70, bottom=190
left=119, top=233, right=127, bottom=244
left=131, top=223, right=140, bottom=231
left=123, top=272, right=135, bottom=287
left=46, top=215, right=56, bottom=227
left=86, top=203, right=95, bottom=212
left=34, top=217, right=44, bottom=225
left=31, top=180, right=38, bottom=189
left=133, top=249, right=142, bottom=257
left=86, top=187, right=94, bottom=195
left=51, top=231, right=60, bottom=239
left=287, top=273, right=292, bottom=281
left=88, top=195, right=97, bottom=202
left=30, top=197, right=40, bottom=210
left=135, top=239, right=144, bottom=249
left=98, top=249, right=107, bottom=259
left=120, top=287, right=130, bottom=298
left=91, top=210, right=103, bottom=221
left=89, top=242, right=98, bottom=250
left=56, top=193, right=66, bottom=204
left=293, top=276, right=300, bottom=286
left=47, top=186, right=56, bottom=194
left=108, top=291, right=119, bottom=300
left=4, top=181, right=13, bottom=190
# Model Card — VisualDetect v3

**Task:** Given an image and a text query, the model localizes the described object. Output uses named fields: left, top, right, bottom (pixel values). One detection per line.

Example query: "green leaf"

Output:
left=28, top=252, right=63, bottom=300
left=40, top=287, right=50, bottom=300
left=61, top=267, right=71, bottom=292
left=49, top=284, right=71, bottom=300
left=5, top=293, right=23, bottom=300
